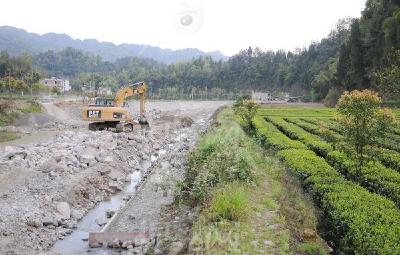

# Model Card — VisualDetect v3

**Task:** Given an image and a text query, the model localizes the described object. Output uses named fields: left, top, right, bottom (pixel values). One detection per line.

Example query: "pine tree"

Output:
left=337, top=44, right=350, bottom=88
left=349, top=20, right=367, bottom=89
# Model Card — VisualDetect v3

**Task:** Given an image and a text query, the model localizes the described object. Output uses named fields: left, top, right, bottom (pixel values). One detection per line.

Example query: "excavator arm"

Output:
left=113, top=81, right=148, bottom=124
left=114, top=81, right=147, bottom=106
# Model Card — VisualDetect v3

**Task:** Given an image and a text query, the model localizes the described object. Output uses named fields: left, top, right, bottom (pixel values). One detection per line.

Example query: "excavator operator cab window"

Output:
left=94, top=98, right=114, bottom=107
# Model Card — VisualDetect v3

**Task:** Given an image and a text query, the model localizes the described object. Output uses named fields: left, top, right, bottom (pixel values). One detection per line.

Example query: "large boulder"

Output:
left=180, top=116, right=194, bottom=128
left=40, top=159, right=66, bottom=173
left=56, top=202, right=71, bottom=220
left=80, top=154, right=96, bottom=166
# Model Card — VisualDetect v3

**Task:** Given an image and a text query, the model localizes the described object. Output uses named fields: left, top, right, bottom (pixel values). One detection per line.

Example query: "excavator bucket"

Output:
left=138, top=115, right=149, bottom=126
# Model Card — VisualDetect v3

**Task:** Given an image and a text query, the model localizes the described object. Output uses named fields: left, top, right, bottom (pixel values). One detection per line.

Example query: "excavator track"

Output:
left=89, top=121, right=136, bottom=132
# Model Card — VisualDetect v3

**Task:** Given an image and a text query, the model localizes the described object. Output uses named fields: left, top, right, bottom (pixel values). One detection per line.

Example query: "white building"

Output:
left=41, top=77, right=71, bottom=92
left=251, top=90, right=270, bottom=103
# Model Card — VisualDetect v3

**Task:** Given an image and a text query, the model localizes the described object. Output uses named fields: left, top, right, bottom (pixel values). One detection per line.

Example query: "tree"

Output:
left=31, top=82, right=48, bottom=94
left=336, top=44, right=350, bottom=88
left=0, top=76, right=28, bottom=97
left=233, top=97, right=259, bottom=132
left=336, top=90, right=396, bottom=166
left=374, top=48, right=400, bottom=97
left=348, top=20, right=367, bottom=89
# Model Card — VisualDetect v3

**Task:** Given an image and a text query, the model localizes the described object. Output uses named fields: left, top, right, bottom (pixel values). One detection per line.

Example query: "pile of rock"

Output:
left=0, top=129, right=157, bottom=254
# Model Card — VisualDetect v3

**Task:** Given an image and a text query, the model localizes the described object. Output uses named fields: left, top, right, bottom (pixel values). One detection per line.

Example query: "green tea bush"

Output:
left=385, top=132, right=400, bottom=143
left=253, top=116, right=307, bottom=151
left=327, top=150, right=400, bottom=206
left=336, top=90, right=396, bottom=165
left=285, top=118, right=343, bottom=142
left=278, top=149, right=400, bottom=254
left=391, top=126, right=400, bottom=136
left=301, top=118, right=343, bottom=134
left=376, top=136, right=400, bottom=152
left=368, top=147, right=400, bottom=172
left=266, top=117, right=332, bottom=157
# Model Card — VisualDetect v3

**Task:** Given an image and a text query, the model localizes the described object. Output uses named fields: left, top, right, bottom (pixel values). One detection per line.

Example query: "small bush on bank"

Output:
left=210, top=184, right=249, bottom=222
left=233, top=97, right=260, bottom=132
left=179, top=115, right=256, bottom=205
left=298, top=242, right=328, bottom=255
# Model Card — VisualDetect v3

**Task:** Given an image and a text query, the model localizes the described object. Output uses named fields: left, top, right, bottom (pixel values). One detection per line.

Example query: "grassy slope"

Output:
left=0, top=99, right=42, bottom=142
left=182, top=109, right=328, bottom=254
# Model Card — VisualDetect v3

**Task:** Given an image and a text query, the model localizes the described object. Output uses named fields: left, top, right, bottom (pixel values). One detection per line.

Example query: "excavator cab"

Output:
left=93, top=98, right=114, bottom=106
left=82, top=81, right=149, bottom=132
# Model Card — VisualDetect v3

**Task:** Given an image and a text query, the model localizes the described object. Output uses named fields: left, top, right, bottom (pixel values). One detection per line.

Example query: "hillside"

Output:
left=0, top=26, right=226, bottom=63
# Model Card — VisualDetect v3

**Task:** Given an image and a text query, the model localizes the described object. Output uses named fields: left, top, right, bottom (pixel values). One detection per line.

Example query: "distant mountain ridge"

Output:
left=0, top=26, right=227, bottom=63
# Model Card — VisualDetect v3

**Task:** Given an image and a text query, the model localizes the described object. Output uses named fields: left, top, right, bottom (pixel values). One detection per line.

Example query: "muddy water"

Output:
left=52, top=160, right=151, bottom=255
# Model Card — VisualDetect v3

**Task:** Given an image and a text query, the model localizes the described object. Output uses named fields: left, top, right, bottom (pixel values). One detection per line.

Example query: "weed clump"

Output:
left=209, top=184, right=249, bottom=222
left=298, top=242, right=328, bottom=255
left=179, top=121, right=256, bottom=204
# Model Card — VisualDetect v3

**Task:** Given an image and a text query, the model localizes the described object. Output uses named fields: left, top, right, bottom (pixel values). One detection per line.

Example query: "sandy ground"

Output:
left=0, top=100, right=226, bottom=255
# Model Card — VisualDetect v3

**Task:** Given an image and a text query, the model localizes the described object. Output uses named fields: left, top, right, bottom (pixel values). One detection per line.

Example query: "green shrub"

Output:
left=267, top=117, right=332, bottom=157
left=254, top=116, right=307, bottom=151
left=301, top=118, right=342, bottom=134
left=278, top=149, right=400, bottom=254
left=336, top=90, right=396, bottom=165
left=385, top=132, right=400, bottom=143
left=210, top=184, right=249, bottom=222
left=297, top=117, right=400, bottom=167
left=368, top=147, right=400, bottom=172
left=191, top=171, right=210, bottom=203
left=257, top=107, right=335, bottom=118
left=376, top=136, right=400, bottom=152
left=285, top=118, right=342, bottom=143
left=327, top=150, right=400, bottom=206
left=183, top=121, right=256, bottom=204
left=233, top=98, right=260, bottom=132
left=298, top=242, right=328, bottom=255
left=391, top=126, right=400, bottom=136
left=19, top=100, right=42, bottom=113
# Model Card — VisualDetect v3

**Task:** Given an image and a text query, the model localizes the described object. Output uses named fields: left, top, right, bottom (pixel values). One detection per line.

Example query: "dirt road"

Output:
left=0, top=100, right=226, bottom=255
left=0, top=102, right=84, bottom=150
left=41, top=103, right=75, bottom=122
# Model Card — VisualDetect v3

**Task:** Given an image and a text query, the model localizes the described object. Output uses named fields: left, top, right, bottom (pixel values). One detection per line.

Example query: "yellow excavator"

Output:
left=81, top=81, right=148, bottom=131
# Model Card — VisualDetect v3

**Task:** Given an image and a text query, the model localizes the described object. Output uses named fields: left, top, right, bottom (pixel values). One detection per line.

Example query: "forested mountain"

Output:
left=336, top=0, right=400, bottom=95
left=24, top=17, right=350, bottom=98
left=2, top=0, right=400, bottom=102
left=0, top=26, right=226, bottom=63
left=0, top=20, right=354, bottom=100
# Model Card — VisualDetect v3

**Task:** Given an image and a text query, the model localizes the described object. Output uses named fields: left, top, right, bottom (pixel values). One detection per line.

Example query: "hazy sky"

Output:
left=0, top=0, right=367, bottom=56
